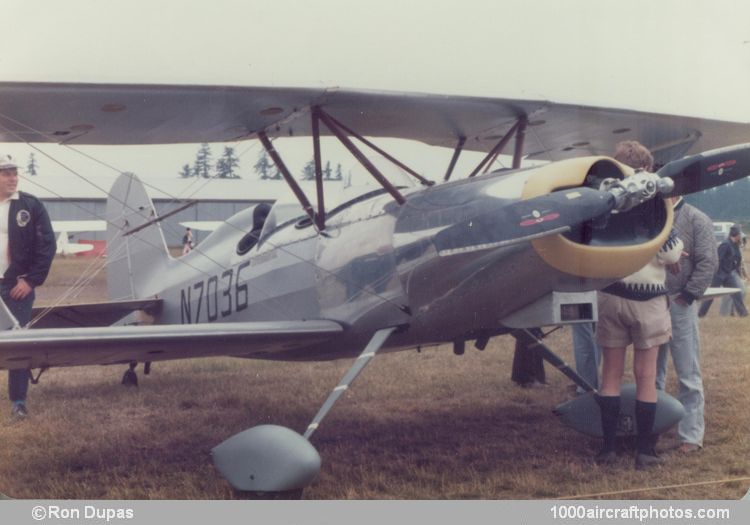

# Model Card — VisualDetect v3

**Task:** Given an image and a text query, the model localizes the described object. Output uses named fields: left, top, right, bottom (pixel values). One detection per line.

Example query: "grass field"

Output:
left=0, top=255, right=748, bottom=499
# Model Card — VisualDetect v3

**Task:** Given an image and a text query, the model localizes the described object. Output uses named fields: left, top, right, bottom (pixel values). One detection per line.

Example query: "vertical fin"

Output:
left=106, top=173, right=171, bottom=300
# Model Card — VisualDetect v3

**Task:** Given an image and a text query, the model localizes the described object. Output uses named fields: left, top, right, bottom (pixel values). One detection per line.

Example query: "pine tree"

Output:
left=254, top=151, right=274, bottom=180
left=323, top=160, right=332, bottom=180
left=335, top=163, right=343, bottom=180
left=216, top=146, right=241, bottom=179
left=193, top=143, right=213, bottom=178
left=301, top=159, right=316, bottom=180
left=179, top=164, right=192, bottom=178
left=26, top=153, right=38, bottom=176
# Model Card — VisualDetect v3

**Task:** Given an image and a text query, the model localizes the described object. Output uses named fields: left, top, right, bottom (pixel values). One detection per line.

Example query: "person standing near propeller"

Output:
left=594, top=141, right=683, bottom=469
left=655, top=195, right=717, bottom=454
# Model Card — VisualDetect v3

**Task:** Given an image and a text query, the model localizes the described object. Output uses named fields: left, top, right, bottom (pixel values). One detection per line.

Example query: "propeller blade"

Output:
left=658, top=143, right=750, bottom=196
left=434, top=187, right=615, bottom=255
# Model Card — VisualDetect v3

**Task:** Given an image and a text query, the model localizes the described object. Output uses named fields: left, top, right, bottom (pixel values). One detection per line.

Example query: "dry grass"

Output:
left=1, top=255, right=749, bottom=499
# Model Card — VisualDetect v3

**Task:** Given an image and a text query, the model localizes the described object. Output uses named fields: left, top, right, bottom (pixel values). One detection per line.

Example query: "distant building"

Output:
left=21, top=175, right=328, bottom=247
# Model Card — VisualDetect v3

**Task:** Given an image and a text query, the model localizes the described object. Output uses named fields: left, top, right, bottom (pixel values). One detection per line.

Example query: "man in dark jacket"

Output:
left=0, top=154, right=56, bottom=419
left=698, top=225, right=748, bottom=317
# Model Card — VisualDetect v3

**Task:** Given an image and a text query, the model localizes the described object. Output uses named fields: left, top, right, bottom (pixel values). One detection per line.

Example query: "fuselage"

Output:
left=143, top=157, right=671, bottom=361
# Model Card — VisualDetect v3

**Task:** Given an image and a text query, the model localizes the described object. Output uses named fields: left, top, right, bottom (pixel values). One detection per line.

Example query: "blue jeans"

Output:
left=1, top=284, right=35, bottom=404
left=656, top=300, right=704, bottom=446
left=571, top=322, right=601, bottom=392
left=719, top=271, right=746, bottom=316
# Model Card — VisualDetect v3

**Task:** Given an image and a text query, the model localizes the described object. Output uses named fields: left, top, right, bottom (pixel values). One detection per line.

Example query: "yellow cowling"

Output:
left=522, top=157, right=673, bottom=279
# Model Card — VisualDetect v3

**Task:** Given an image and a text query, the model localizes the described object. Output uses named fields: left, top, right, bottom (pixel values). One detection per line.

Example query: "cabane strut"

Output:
left=257, top=107, right=436, bottom=231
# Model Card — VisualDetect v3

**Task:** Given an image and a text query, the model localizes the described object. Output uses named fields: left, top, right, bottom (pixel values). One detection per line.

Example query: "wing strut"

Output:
left=467, top=115, right=527, bottom=178
left=304, top=326, right=397, bottom=439
left=258, top=131, right=321, bottom=230
left=511, top=328, right=595, bottom=392
left=512, top=116, right=528, bottom=169
left=317, top=110, right=407, bottom=204
left=321, top=111, right=433, bottom=187
left=444, top=136, right=466, bottom=181
left=311, top=108, right=326, bottom=231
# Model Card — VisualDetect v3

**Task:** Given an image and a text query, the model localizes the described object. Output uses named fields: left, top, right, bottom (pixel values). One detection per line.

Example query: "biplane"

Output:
left=1, top=82, right=750, bottom=495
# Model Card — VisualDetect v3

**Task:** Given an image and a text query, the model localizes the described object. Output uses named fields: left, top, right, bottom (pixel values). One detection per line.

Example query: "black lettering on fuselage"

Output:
left=193, top=281, right=204, bottom=323
left=206, top=275, right=218, bottom=322
left=221, top=269, right=233, bottom=317
left=181, top=287, right=191, bottom=324
left=179, top=262, right=252, bottom=324
left=236, top=261, right=250, bottom=312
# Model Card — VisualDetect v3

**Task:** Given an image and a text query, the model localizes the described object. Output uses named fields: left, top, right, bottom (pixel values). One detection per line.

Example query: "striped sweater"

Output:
left=603, top=231, right=684, bottom=301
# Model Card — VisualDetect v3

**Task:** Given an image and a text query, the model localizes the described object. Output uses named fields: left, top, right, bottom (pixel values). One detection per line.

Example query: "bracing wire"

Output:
left=557, top=476, right=750, bottom=500
left=1, top=112, right=413, bottom=323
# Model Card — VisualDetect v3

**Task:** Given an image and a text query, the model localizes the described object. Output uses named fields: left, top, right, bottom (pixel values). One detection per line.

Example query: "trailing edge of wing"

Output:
left=0, top=320, right=344, bottom=370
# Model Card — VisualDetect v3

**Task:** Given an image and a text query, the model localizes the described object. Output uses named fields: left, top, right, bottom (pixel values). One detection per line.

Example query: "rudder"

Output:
left=106, top=172, right=171, bottom=300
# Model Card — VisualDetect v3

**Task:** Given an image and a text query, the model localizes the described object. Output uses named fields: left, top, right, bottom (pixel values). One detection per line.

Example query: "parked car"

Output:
left=713, top=221, right=735, bottom=243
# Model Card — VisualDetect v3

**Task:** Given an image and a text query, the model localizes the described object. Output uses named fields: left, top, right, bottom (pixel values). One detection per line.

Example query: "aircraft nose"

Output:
left=433, top=187, right=615, bottom=257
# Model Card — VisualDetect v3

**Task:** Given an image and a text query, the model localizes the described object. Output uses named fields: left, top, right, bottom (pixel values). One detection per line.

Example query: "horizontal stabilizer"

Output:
left=0, top=320, right=343, bottom=370
left=699, top=287, right=742, bottom=301
left=30, top=299, right=162, bottom=329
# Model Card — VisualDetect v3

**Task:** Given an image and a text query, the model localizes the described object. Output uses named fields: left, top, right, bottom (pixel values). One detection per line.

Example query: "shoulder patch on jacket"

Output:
left=16, top=209, right=31, bottom=227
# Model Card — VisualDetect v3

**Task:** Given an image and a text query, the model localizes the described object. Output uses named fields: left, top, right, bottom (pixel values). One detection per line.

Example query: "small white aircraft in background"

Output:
left=178, top=220, right=224, bottom=233
left=51, top=220, right=107, bottom=256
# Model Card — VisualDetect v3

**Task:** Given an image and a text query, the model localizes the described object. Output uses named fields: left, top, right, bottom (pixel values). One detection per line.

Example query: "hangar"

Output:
left=21, top=175, right=328, bottom=247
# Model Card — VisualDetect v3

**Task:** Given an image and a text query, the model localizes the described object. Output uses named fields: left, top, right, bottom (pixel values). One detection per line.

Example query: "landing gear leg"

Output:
left=511, top=328, right=595, bottom=392
left=212, top=326, right=399, bottom=496
left=122, top=362, right=138, bottom=387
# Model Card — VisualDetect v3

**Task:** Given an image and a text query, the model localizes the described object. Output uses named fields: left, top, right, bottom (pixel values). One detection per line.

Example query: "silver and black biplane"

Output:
left=1, top=82, right=750, bottom=495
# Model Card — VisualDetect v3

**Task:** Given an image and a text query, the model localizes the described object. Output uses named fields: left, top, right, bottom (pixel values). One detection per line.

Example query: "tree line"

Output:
left=685, top=177, right=750, bottom=222
left=179, top=144, right=241, bottom=179
left=179, top=143, right=343, bottom=181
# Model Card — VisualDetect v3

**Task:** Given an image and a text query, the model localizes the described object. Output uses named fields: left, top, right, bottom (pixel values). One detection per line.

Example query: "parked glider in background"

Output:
left=1, top=82, right=750, bottom=496
left=51, top=220, right=107, bottom=256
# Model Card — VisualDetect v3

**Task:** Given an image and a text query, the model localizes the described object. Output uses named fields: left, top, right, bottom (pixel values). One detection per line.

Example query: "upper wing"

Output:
left=0, top=320, right=344, bottom=370
left=2, top=82, right=749, bottom=164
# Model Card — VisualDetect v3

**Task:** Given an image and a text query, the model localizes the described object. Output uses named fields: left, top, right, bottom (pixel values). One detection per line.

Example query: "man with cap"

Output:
left=698, top=225, right=748, bottom=317
left=0, top=153, right=56, bottom=419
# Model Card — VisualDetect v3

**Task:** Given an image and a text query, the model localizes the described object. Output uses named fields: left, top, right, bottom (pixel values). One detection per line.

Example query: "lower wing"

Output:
left=0, top=320, right=343, bottom=370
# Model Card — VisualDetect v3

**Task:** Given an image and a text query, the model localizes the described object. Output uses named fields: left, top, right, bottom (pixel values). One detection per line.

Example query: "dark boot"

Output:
left=635, top=400, right=664, bottom=470
left=595, top=395, right=620, bottom=465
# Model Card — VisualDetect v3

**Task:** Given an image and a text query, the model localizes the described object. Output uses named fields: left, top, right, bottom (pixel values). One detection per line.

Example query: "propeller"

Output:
left=658, top=142, right=750, bottom=197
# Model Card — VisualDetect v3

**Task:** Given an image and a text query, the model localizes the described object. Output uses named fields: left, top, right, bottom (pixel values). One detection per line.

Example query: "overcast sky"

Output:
left=2, top=0, right=750, bottom=187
